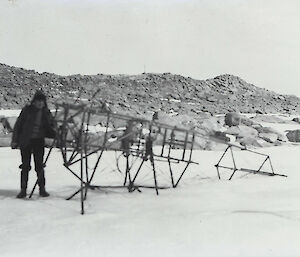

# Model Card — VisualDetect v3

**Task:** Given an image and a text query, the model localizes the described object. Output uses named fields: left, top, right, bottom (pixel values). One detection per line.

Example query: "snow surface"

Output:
left=1, top=145, right=300, bottom=257
left=0, top=110, right=21, bottom=117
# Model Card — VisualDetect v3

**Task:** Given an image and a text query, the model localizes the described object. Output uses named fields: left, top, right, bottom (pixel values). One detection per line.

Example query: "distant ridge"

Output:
left=0, top=63, right=299, bottom=116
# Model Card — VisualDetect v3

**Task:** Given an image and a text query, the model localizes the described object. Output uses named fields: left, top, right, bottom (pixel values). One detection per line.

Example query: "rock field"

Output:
left=1, top=63, right=300, bottom=115
left=1, top=63, right=300, bottom=149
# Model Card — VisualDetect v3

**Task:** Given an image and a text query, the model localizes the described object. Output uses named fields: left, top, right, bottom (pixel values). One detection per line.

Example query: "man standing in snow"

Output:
left=11, top=90, right=56, bottom=198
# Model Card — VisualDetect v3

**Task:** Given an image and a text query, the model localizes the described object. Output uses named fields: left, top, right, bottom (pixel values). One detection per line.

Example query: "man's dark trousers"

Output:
left=20, top=138, right=45, bottom=190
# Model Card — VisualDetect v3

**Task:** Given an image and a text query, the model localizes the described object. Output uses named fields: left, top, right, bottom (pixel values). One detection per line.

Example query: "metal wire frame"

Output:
left=215, top=143, right=287, bottom=180
left=37, top=102, right=199, bottom=214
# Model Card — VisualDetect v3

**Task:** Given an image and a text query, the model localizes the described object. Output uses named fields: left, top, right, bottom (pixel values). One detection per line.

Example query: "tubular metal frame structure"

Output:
left=30, top=102, right=198, bottom=214
left=215, top=143, right=287, bottom=180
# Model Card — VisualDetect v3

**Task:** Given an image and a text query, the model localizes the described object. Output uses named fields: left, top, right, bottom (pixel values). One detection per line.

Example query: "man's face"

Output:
left=33, top=100, right=45, bottom=109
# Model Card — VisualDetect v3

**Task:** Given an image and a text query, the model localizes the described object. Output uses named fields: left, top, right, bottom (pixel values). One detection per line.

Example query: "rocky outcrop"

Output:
left=222, top=112, right=290, bottom=148
left=1, top=63, right=300, bottom=115
left=1, top=63, right=300, bottom=149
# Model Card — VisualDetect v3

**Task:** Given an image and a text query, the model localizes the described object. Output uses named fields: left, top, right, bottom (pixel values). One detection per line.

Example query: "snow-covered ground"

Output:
left=1, top=145, right=300, bottom=257
left=0, top=109, right=21, bottom=117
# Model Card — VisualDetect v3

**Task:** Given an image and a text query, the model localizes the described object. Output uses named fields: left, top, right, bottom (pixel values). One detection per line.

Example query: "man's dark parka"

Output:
left=12, top=105, right=56, bottom=148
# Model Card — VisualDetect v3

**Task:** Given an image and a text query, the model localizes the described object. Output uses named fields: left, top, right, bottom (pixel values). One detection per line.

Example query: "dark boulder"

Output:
left=225, top=113, right=241, bottom=127
left=286, top=130, right=300, bottom=142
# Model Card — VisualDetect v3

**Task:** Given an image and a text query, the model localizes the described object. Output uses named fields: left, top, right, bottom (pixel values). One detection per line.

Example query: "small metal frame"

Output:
left=215, top=143, right=287, bottom=180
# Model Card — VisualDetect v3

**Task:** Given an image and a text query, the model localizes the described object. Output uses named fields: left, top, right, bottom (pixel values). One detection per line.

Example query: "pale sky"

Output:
left=0, top=0, right=299, bottom=96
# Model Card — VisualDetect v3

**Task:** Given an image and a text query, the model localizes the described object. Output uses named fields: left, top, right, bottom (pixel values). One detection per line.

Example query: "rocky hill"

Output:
left=1, top=63, right=300, bottom=118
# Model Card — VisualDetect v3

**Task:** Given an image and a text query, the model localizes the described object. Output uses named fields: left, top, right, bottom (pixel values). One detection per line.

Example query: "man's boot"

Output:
left=17, top=169, right=29, bottom=198
left=39, top=187, right=50, bottom=197
left=36, top=168, right=49, bottom=197
left=16, top=188, right=27, bottom=198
